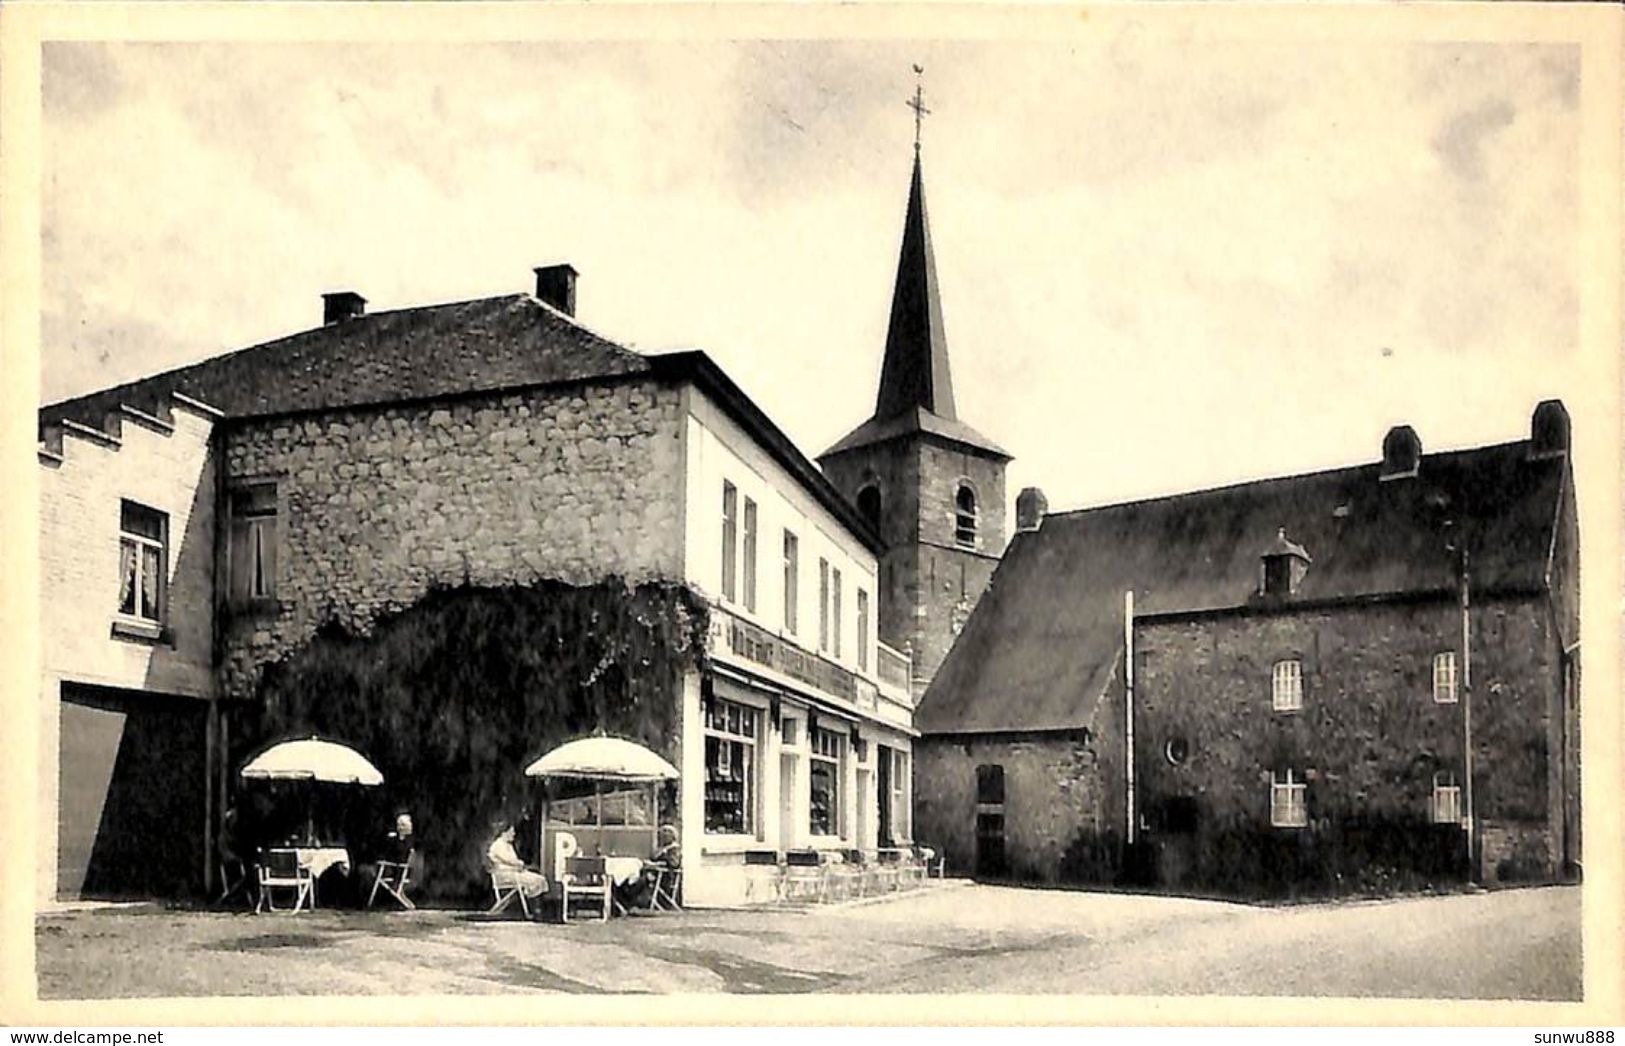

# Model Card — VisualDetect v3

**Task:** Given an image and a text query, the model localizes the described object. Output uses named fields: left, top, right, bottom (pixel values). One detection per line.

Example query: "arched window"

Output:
left=954, top=484, right=978, bottom=548
left=856, top=484, right=882, bottom=535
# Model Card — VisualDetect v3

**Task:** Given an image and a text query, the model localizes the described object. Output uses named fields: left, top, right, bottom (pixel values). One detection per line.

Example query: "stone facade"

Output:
left=218, top=378, right=686, bottom=699
left=912, top=724, right=1122, bottom=883
left=1133, top=594, right=1572, bottom=884
left=821, top=437, right=1005, bottom=698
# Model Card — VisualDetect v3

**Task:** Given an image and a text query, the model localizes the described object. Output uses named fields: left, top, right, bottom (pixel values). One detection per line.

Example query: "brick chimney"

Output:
left=1016, top=487, right=1049, bottom=533
left=322, top=291, right=366, bottom=326
left=534, top=264, right=578, bottom=317
left=1530, top=400, right=1570, bottom=459
left=1380, top=424, right=1421, bottom=481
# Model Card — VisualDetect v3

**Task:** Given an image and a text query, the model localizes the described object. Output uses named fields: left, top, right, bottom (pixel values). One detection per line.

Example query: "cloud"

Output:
left=1432, top=98, right=1517, bottom=182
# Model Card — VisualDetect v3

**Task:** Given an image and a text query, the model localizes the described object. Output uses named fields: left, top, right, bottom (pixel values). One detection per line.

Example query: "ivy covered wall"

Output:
left=227, top=579, right=708, bottom=903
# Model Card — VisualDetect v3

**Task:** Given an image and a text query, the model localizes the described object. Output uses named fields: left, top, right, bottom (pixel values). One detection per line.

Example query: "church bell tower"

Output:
left=818, top=77, right=1011, bottom=700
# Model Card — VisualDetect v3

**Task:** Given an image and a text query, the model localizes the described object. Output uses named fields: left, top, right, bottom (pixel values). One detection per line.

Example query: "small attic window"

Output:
left=1260, top=528, right=1311, bottom=598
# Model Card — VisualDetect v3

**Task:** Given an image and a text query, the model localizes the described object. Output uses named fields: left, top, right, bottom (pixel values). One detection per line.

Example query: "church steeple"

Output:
left=874, top=154, right=957, bottom=421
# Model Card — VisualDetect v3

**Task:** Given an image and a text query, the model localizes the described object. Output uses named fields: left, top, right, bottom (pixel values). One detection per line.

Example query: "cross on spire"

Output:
left=908, top=64, right=930, bottom=153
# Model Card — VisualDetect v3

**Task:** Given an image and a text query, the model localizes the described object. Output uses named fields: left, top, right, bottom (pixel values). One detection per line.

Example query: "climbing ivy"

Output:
left=229, top=578, right=708, bottom=903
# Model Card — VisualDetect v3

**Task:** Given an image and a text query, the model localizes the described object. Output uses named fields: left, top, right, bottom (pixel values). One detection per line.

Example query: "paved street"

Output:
left=35, top=883, right=1579, bottom=1000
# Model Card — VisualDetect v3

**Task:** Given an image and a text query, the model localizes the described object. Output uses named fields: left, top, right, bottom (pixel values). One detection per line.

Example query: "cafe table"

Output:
left=294, top=846, right=351, bottom=908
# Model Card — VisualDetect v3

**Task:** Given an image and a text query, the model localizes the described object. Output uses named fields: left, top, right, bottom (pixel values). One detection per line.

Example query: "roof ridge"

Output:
left=1042, top=438, right=1534, bottom=521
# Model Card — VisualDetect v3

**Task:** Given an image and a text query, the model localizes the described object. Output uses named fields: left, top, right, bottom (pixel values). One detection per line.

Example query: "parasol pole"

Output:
left=595, top=778, right=604, bottom=855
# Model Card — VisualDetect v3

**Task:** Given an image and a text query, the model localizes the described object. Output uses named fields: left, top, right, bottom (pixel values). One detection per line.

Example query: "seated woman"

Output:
left=627, top=825, right=681, bottom=909
left=486, top=822, right=547, bottom=913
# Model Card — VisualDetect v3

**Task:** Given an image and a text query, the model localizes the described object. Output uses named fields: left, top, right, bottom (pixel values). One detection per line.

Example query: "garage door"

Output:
left=58, top=685, right=207, bottom=900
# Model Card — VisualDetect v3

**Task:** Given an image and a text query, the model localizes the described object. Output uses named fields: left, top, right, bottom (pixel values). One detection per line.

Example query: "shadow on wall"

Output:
left=226, top=578, right=708, bottom=904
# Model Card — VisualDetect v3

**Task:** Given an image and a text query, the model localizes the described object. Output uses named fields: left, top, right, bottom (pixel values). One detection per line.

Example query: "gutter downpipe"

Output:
left=1125, top=589, right=1136, bottom=846
left=1462, top=549, right=1477, bottom=884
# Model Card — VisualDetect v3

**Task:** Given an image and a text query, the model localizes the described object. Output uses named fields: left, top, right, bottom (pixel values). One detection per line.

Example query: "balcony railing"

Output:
left=877, top=642, right=912, bottom=700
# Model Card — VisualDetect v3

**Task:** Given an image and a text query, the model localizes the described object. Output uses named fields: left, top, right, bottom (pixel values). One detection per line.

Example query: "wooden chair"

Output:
left=367, top=849, right=416, bottom=910
left=560, top=855, right=612, bottom=923
left=649, top=865, right=683, bottom=911
left=255, top=848, right=312, bottom=914
left=488, top=866, right=533, bottom=919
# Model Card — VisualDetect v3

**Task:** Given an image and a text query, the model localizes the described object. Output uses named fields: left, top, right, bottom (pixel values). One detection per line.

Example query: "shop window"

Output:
left=889, top=748, right=910, bottom=840
left=117, top=500, right=167, bottom=625
left=809, top=727, right=844, bottom=837
left=704, top=698, right=759, bottom=835
left=228, top=482, right=278, bottom=606
left=1270, top=769, right=1307, bottom=828
left=1432, top=771, right=1462, bottom=824
left=1433, top=651, right=1458, bottom=704
left=1271, top=659, right=1303, bottom=712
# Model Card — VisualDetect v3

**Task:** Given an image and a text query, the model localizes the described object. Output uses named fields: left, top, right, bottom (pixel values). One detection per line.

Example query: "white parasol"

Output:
left=524, top=736, right=678, bottom=782
left=241, top=737, right=384, bottom=785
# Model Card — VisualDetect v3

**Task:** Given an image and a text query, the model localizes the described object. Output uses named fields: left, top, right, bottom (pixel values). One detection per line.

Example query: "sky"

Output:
left=39, top=28, right=1594, bottom=523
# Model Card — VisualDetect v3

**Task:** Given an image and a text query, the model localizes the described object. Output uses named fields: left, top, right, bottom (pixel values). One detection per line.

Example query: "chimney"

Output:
left=322, top=291, right=366, bottom=326
left=1530, top=399, right=1570, bottom=459
left=1380, top=424, right=1421, bottom=481
left=534, top=264, right=578, bottom=317
left=1016, top=487, right=1049, bottom=533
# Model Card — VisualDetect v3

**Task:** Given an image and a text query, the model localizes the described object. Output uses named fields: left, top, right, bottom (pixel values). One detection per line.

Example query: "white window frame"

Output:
left=1271, top=659, right=1303, bottom=712
left=1432, top=651, right=1458, bottom=704
left=831, top=566, right=843, bottom=659
left=1432, top=771, right=1462, bottom=824
left=720, top=481, right=738, bottom=603
left=782, top=530, right=799, bottom=635
left=741, top=497, right=758, bottom=613
left=704, top=697, right=760, bottom=837
left=809, top=726, right=845, bottom=839
left=117, top=500, right=167, bottom=625
left=856, top=588, right=870, bottom=672
left=1270, top=769, right=1308, bottom=828
left=889, top=747, right=910, bottom=842
left=817, top=557, right=830, bottom=652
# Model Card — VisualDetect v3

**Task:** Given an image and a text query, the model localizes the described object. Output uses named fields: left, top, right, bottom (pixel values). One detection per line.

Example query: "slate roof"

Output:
left=917, top=438, right=1570, bottom=735
left=41, top=294, right=648, bottom=428
left=821, top=406, right=1011, bottom=461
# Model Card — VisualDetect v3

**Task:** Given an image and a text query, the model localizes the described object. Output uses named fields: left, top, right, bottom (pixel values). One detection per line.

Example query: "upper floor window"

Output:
left=228, top=482, right=278, bottom=605
left=856, top=484, right=882, bottom=535
left=118, top=500, right=167, bottom=624
left=720, top=482, right=738, bottom=603
left=1432, top=651, right=1458, bottom=704
left=742, top=497, right=758, bottom=613
left=1271, top=659, right=1303, bottom=712
left=782, top=530, right=799, bottom=635
left=704, top=698, right=759, bottom=836
left=818, top=558, right=831, bottom=652
left=856, top=588, right=870, bottom=672
left=1269, top=769, right=1307, bottom=828
left=1431, top=771, right=1462, bottom=825
left=954, top=484, right=978, bottom=548
left=831, top=567, right=843, bottom=659
left=975, top=763, right=1005, bottom=805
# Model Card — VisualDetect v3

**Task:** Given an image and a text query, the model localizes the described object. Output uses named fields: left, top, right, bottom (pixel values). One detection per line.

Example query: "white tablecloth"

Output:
left=296, top=847, right=351, bottom=879
left=603, top=856, right=645, bottom=886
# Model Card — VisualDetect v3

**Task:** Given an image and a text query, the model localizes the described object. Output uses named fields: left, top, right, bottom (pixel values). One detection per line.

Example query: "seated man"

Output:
left=486, top=822, right=547, bottom=915
left=629, top=824, right=681, bottom=908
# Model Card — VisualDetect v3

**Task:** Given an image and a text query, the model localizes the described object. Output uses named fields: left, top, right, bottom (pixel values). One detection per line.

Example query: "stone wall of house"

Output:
left=218, top=378, right=686, bottom=699
left=1133, top=595, right=1564, bottom=887
left=913, top=675, right=1123, bottom=883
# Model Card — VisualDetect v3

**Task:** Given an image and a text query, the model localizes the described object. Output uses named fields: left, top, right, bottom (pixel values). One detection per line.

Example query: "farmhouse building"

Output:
left=912, top=404, right=1580, bottom=894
